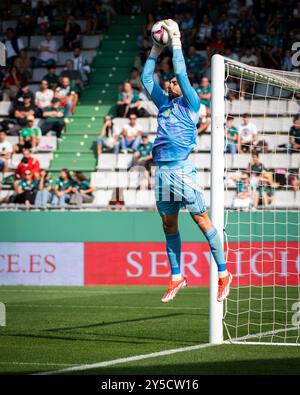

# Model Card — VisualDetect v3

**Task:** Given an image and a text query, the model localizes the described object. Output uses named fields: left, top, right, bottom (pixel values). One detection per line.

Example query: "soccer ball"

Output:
left=151, top=21, right=170, bottom=46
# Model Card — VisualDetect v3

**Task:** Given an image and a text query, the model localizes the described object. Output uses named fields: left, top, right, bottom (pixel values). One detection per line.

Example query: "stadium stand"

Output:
left=0, top=1, right=299, bottom=209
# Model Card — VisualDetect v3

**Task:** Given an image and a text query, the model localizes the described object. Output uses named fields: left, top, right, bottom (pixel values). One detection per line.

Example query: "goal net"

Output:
left=210, top=55, right=300, bottom=346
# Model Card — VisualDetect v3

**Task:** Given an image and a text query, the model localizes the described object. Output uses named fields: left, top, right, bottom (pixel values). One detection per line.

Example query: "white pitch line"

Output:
left=35, top=326, right=300, bottom=375
left=0, top=362, right=78, bottom=366
left=8, top=304, right=204, bottom=311
left=34, top=343, right=217, bottom=375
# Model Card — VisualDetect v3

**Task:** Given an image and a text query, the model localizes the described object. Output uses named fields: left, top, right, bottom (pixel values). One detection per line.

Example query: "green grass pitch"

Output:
left=0, top=286, right=299, bottom=375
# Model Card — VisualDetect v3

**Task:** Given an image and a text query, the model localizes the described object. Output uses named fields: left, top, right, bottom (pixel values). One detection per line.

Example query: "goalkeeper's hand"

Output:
left=149, top=42, right=164, bottom=59
left=161, top=19, right=181, bottom=48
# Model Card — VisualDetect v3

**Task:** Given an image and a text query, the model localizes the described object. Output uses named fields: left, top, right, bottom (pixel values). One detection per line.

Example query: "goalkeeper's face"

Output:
left=168, top=77, right=182, bottom=100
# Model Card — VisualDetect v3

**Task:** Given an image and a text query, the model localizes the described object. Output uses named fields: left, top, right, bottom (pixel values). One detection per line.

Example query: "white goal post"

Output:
left=210, top=54, right=300, bottom=345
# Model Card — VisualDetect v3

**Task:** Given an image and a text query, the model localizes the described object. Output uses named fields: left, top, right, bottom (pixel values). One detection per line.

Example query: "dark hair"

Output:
left=20, top=80, right=29, bottom=88
left=243, top=113, right=250, bottom=118
left=227, top=115, right=234, bottom=121
left=74, top=171, right=88, bottom=182
left=61, top=168, right=72, bottom=180
left=252, top=150, right=259, bottom=157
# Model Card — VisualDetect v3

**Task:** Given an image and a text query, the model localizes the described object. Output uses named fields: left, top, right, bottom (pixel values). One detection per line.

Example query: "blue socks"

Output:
left=165, top=228, right=227, bottom=279
left=165, top=232, right=181, bottom=276
left=204, top=227, right=227, bottom=274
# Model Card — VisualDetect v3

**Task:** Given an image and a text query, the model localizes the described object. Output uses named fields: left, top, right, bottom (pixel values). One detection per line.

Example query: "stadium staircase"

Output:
left=49, top=15, right=145, bottom=180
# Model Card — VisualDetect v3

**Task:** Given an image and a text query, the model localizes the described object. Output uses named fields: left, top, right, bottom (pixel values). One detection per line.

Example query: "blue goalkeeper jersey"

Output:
left=141, top=48, right=201, bottom=163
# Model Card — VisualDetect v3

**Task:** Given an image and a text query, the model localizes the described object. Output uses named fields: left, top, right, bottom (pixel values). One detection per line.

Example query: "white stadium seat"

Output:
left=123, top=190, right=137, bottom=208
left=0, top=101, right=11, bottom=116
left=291, top=154, right=300, bottom=168
left=92, top=190, right=113, bottom=206
left=135, top=190, right=156, bottom=208
left=268, top=100, right=288, bottom=115
left=232, top=154, right=251, bottom=169
left=117, top=153, right=133, bottom=170
left=287, top=100, right=299, bottom=115
left=273, top=190, right=295, bottom=208
left=97, top=153, right=117, bottom=170
left=82, top=35, right=102, bottom=48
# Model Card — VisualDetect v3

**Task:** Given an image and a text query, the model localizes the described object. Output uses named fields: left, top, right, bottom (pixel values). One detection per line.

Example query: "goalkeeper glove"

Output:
left=149, top=43, right=164, bottom=59
left=161, top=19, right=181, bottom=48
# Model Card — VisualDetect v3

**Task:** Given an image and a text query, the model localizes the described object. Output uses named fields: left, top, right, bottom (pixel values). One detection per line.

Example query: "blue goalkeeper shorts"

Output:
left=154, top=159, right=207, bottom=215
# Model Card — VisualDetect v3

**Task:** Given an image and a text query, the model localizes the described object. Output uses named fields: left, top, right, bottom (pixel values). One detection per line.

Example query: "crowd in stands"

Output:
left=0, top=0, right=300, bottom=209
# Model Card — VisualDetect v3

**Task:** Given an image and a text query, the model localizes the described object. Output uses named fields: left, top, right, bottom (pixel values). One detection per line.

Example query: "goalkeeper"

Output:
left=141, top=19, right=232, bottom=303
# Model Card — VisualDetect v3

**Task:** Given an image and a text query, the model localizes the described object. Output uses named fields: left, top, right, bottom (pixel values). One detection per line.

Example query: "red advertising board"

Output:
left=84, top=242, right=300, bottom=286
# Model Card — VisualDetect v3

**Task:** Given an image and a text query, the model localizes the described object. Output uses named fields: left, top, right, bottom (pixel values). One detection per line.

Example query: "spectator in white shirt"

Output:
left=0, top=129, right=13, bottom=173
left=34, top=31, right=58, bottom=67
left=238, top=113, right=258, bottom=153
left=71, top=48, right=90, bottom=85
left=3, top=28, right=25, bottom=66
left=240, top=48, right=258, bottom=66
left=35, top=79, right=54, bottom=115
left=120, top=114, right=143, bottom=153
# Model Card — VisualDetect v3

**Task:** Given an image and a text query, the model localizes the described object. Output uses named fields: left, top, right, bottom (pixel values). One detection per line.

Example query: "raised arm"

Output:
left=173, top=48, right=200, bottom=112
left=162, top=19, right=200, bottom=113
left=141, top=46, right=168, bottom=109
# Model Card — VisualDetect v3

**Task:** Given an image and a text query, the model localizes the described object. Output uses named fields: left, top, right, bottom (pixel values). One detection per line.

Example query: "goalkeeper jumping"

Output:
left=141, top=19, right=232, bottom=303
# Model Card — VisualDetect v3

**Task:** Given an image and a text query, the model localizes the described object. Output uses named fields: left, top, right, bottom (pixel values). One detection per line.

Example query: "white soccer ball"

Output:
left=151, top=21, right=170, bottom=46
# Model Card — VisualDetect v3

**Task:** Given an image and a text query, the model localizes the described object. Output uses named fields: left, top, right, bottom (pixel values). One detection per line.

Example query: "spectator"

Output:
left=2, top=66, right=22, bottom=100
left=194, top=14, right=213, bottom=49
left=120, top=114, right=142, bottom=153
left=185, top=45, right=207, bottom=84
left=42, top=65, right=60, bottom=91
left=237, top=113, right=258, bottom=153
left=94, top=2, right=109, bottom=32
left=70, top=171, right=95, bottom=206
left=34, top=31, right=58, bottom=67
left=97, top=115, right=120, bottom=156
left=15, top=15, right=35, bottom=41
left=35, top=79, right=54, bottom=114
left=54, top=76, right=79, bottom=117
left=71, top=47, right=91, bottom=85
left=116, top=81, right=141, bottom=117
left=210, top=30, right=226, bottom=52
left=0, top=129, right=13, bottom=173
left=14, top=94, right=37, bottom=128
left=288, top=117, right=300, bottom=153
left=132, top=133, right=153, bottom=171
left=233, top=172, right=252, bottom=208
left=143, top=13, right=155, bottom=41
left=196, top=103, right=210, bottom=135
left=225, top=115, right=238, bottom=154
left=246, top=151, right=266, bottom=189
left=14, top=170, right=38, bottom=208
left=2, top=28, right=25, bottom=66
left=85, top=10, right=98, bottom=35
left=59, top=60, right=82, bottom=92
left=129, top=67, right=143, bottom=92
left=196, top=77, right=212, bottom=111
left=13, top=81, right=35, bottom=107
left=51, top=168, right=73, bottom=206
left=34, top=170, right=53, bottom=207
left=289, top=168, right=300, bottom=192
left=240, top=47, right=258, bottom=66
left=36, top=9, right=50, bottom=34
left=14, top=50, right=32, bottom=81
left=14, top=148, right=41, bottom=191
left=41, top=97, right=66, bottom=138
left=14, top=116, right=41, bottom=153
left=254, top=176, right=274, bottom=208
left=63, top=15, right=81, bottom=50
